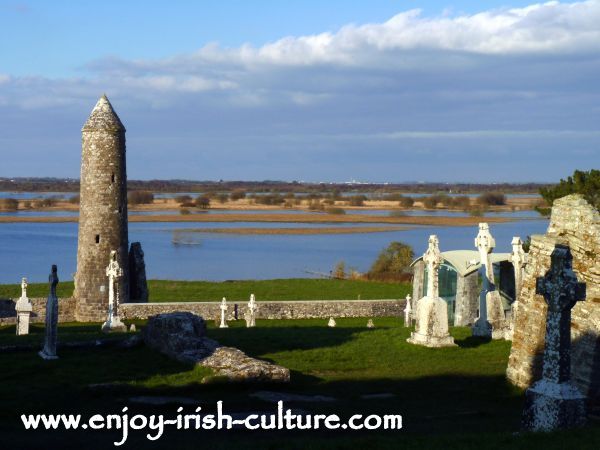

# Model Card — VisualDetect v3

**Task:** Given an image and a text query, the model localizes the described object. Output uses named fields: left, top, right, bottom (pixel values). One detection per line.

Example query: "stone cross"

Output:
left=246, top=294, right=257, bottom=328
left=475, top=223, right=495, bottom=292
left=522, top=245, right=587, bottom=431
left=15, top=277, right=33, bottom=336
left=535, top=246, right=585, bottom=384
left=423, top=235, right=443, bottom=299
left=220, top=298, right=229, bottom=328
left=102, top=251, right=127, bottom=333
left=39, top=265, right=59, bottom=360
left=404, top=294, right=412, bottom=327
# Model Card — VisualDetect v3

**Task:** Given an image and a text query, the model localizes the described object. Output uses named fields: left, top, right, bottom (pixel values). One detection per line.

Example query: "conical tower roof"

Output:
left=82, top=94, right=125, bottom=132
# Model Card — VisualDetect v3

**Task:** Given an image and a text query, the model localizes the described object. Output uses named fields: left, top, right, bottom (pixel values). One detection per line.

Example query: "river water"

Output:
left=0, top=216, right=548, bottom=283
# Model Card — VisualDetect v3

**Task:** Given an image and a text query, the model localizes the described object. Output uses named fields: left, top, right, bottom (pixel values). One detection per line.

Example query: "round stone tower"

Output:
left=74, top=95, right=129, bottom=321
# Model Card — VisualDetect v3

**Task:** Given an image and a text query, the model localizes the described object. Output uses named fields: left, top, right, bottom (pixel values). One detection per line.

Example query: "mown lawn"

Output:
left=0, top=318, right=598, bottom=449
left=0, top=278, right=410, bottom=302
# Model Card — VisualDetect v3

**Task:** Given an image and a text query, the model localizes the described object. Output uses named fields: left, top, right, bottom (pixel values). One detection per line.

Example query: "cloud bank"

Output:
left=0, top=1, right=599, bottom=181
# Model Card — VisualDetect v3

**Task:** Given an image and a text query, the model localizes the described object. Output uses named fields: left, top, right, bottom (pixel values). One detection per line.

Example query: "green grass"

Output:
left=1, top=318, right=598, bottom=449
left=0, top=278, right=410, bottom=302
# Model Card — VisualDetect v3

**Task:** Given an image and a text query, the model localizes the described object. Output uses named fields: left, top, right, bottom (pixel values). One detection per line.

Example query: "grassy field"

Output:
left=0, top=318, right=597, bottom=449
left=0, top=278, right=410, bottom=302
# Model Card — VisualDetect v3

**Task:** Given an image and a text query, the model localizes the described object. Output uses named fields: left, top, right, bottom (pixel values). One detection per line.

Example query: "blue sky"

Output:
left=0, top=0, right=598, bottom=182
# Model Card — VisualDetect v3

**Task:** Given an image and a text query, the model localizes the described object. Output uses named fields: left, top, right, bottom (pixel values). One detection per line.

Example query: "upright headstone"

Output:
left=129, top=242, right=149, bottom=302
left=328, top=317, right=337, bottom=327
left=407, top=235, right=456, bottom=347
left=404, top=294, right=412, bottom=327
left=471, top=223, right=509, bottom=339
left=220, top=298, right=229, bottom=328
left=15, top=277, right=33, bottom=336
left=508, top=236, right=527, bottom=340
left=245, top=294, right=257, bottom=328
left=39, top=265, right=59, bottom=360
left=522, top=245, right=586, bottom=431
left=102, top=251, right=127, bottom=333
left=366, top=319, right=375, bottom=328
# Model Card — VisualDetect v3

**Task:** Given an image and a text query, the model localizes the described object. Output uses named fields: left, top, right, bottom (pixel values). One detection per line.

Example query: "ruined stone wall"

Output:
left=74, top=96, right=129, bottom=321
left=507, top=195, right=600, bottom=402
left=0, top=297, right=76, bottom=325
left=120, top=299, right=406, bottom=321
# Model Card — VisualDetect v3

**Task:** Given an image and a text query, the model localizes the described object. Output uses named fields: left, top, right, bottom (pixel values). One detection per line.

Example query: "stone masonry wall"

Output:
left=0, top=297, right=76, bottom=325
left=121, top=299, right=406, bottom=322
left=506, top=195, right=600, bottom=403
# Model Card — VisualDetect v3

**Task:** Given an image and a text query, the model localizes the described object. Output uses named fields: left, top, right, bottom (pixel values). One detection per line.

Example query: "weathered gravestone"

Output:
left=245, top=294, right=257, bottom=328
left=128, top=242, right=148, bottom=302
left=522, top=245, right=587, bottom=431
left=366, top=319, right=375, bottom=328
left=404, top=294, right=412, bottom=327
left=328, top=317, right=336, bottom=328
left=407, top=235, right=456, bottom=347
left=15, top=277, right=32, bottom=336
left=102, top=251, right=127, bottom=333
left=39, top=265, right=59, bottom=360
left=219, top=298, right=229, bottom=328
left=508, top=236, right=527, bottom=340
left=471, top=223, right=509, bottom=339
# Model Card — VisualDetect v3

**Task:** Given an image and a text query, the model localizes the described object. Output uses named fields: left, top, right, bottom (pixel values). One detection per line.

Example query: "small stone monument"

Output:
left=471, top=223, right=509, bottom=339
left=129, top=324, right=136, bottom=332
left=219, top=298, right=229, bottom=328
left=245, top=294, right=257, bottom=328
left=366, top=319, right=375, bottom=328
left=102, top=251, right=127, bottom=333
left=404, top=294, right=412, bottom=327
left=328, top=317, right=336, bottom=327
left=39, top=265, right=59, bottom=360
left=508, top=236, right=527, bottom=340
left=522, top=245, right=586, bottom=431
left=407, top=235, right=456, bottom=347
left=15, top=277, right=33, bottom=336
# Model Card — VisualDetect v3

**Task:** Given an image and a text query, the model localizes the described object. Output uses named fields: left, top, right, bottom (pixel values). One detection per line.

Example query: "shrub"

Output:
left=450, top=196, right=471, bottom=210
left=422, top=196, right=438, bottom=209
left=128, top=191, right=154, bottom=205
left=333, top=261, right=346, bottom=279
left=477, top=192, right=506, bottom=206
left=367, top=242, right=414, bottom=281
left=347, top=195, right=367, bottom=206
left=180, top=208, right=191, bottom=215
left=22, top=200, right=31, bottom=209
left=540, top=169, right=600, bottom=210
left=216, top=193, right=229, bottom=204
left=175, top=195, right=193, bottom=204
left=308, top=200, right=324, bottom=211
left=68, top=195, right=80, bottom=204
left=229, top=190, right=246, bottom=201
left=325, top=207, right=346, bottom=215
left=0, top=198, right=18, bottom=211
left=195, top=195, right=211, bottom=209
left=398, top=195, right=414, bottom=208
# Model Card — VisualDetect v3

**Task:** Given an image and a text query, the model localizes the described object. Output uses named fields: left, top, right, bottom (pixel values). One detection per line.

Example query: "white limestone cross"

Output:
left=246, top=294, right=257, bottom=328
left=472, top=223, right=508, bottom=339
left=220, top=297, right=229, bottom=328
left=39, top=265, right=59, bottom=360
left=423, top=235, right=443, bottom=299
left=15, top=277, right=33, bottom=336
left=102, top=251, right=126, bottom=333
left=403, top=294, right=412, bottom=327
left=475, top=223, right=495, bottom=293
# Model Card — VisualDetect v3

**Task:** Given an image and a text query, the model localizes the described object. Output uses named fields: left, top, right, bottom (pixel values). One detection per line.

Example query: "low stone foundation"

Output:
left=0, top=297, right=76, bottom=325
left=121, top=299, right=405, bottom=321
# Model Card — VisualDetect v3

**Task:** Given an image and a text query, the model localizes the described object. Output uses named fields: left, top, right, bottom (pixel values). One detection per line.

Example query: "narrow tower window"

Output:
left=95, top=234, right=100, bottom=244
left=111, top=173, right=115, bottom=183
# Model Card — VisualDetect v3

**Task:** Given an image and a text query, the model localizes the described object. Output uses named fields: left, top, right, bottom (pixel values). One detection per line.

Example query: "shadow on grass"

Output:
left=455, top=335, right=492, bottom=349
